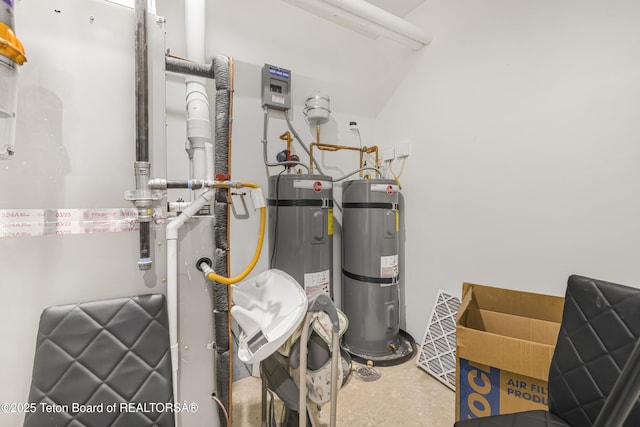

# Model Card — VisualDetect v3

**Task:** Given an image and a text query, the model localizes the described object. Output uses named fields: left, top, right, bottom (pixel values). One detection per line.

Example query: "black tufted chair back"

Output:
left=547, top=275, right=640, bottom=426
left=455, top=275, right=640, bottom=427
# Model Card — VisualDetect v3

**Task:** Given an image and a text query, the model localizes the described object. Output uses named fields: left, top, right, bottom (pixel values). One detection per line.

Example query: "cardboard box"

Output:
left=455, top=282, right=564, bottom=420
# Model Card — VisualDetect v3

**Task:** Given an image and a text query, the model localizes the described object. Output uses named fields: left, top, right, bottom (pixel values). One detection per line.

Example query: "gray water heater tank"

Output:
left=267, top=173, right=333, bottom=297
left=341, top=178, right=413, bottom=363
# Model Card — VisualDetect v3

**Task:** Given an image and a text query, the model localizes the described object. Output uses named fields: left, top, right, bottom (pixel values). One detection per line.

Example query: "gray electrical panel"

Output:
left=262, top=64, right=291, bottom=110
left=267, top=173, right=333, bottom=297
left=341, top=179, right=413, bottom=363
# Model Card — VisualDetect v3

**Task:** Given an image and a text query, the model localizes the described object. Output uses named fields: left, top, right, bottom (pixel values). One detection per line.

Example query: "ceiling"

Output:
left=365, top=0, right=426, bottom=17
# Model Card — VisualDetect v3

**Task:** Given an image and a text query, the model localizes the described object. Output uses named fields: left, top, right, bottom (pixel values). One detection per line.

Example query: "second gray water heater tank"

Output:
left=267, top=173, right=333, bottom=297
left=341, top=178, right=412, bottom=362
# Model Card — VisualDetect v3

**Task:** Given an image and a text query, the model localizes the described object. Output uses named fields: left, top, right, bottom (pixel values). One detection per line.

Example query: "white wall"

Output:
left=0, top=1, right=168, bottom=425
left=155, top=0, right=383, bottom=310
left=374, top=0, right=640, bottom=341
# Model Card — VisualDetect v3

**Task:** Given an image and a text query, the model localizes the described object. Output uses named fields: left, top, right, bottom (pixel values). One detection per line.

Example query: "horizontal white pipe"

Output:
left=322, top=0, right=431, bottom=45
left=283, top=0, right=379, bottom=38
left=281, top=0, right=430, bottom=49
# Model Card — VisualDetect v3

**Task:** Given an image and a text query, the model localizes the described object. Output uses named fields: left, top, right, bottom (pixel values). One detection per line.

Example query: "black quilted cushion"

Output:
left=454, top=410, right=569, bottom=427
left=23, top=294, right=174, bottom=427
left=548, top=275, right=640, bottom=427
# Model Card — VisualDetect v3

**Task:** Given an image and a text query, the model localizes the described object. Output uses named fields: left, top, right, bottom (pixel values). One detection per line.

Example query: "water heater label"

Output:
left=380, top=254, right=399, bottom=278
left=293, top=179, right=332, bottom=191
left=304, top=269, right=330, bottom=297
left=328, top=209, right=333, bottom=235
left=271, top=94, right=285, bottom=105
left=371, top=184, right=399, bottom=194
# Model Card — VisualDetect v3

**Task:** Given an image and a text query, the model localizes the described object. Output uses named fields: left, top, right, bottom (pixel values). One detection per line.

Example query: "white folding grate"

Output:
left=416, top=289, right=461, bottom=390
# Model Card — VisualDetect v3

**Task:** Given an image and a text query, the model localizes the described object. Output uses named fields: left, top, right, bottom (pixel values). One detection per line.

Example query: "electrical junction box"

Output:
left=262, top=64, right=291, bottom=110
left=396, top=142, right=412, bottom=158
left=382, top=146, right=395, bottom=161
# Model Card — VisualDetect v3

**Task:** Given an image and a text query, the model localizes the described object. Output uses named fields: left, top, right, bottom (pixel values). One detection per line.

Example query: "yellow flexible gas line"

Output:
left=206, top=182, right=265, bottom=285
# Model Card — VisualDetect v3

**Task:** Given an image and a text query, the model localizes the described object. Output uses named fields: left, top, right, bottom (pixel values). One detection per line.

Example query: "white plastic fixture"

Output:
left=396, top=141, right=411, bottom=158
left=232, top=269, right=308, bottom=364
left=304, top=93, right=331, bottom=126
left=382, top=146, right=395, bottom=161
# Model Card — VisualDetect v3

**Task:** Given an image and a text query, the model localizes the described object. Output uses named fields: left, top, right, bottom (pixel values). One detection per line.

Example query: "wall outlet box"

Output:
left=396, top=142, right=412, bottom=158
left=382, top=146, right=395, bottom=161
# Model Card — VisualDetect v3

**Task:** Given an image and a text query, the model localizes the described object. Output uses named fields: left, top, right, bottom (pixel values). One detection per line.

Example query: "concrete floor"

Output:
left=232, top=355, right=455, bottom=427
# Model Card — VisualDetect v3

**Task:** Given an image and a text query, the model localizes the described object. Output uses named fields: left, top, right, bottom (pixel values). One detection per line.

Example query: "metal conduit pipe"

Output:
left=262, top=108, right=270, bottom=176
left=135, top=0, right=149, bottom=164
left=260, top=108, right=311, bottom=173
left=285, top=111, right=326, bottom=175
left=333, top=167, right=382, bottom=182
left=134, top=0, right=152, bottom=270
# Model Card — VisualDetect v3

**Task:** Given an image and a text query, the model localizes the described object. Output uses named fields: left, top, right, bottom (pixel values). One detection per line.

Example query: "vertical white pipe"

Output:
left=166, top=238, right=179, bottom=406
left=185, top=0, right=213, bottom=182
left=185, top=0, right=205, bottom=62
left=166, top=190, right=214, bottom=427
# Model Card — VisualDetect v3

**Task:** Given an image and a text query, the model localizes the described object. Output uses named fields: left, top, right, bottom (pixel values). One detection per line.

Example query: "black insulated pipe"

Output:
left=593, top=337, right=640, bottom=427
left=166, top=55, right=215, bottom=80
left=212, top=54, right=231, bottom=421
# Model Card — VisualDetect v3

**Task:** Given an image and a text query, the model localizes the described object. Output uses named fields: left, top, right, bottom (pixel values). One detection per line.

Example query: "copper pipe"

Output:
left=309, top=141, right=378, bottom=177
left=279, top=131, right=293, bottom=161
